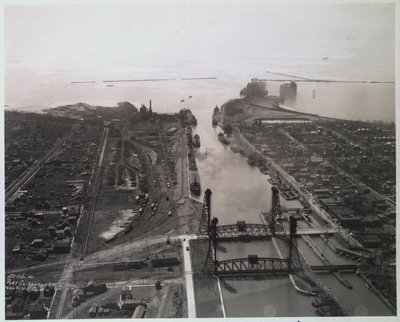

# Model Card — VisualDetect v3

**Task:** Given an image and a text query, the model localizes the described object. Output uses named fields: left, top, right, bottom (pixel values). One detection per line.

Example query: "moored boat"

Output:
left=190, top=177, right=201, bottom=196
left=193, top=134, right=201, bottom=148
left=212, top=105, right=221, bottom=126
left=218, top=132, right=228, bottom=144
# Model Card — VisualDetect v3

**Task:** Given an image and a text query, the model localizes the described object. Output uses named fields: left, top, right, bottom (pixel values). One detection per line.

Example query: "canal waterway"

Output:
left=190, top=107, right=319, bottom=317
left=220, top=277, right=316, bottom=317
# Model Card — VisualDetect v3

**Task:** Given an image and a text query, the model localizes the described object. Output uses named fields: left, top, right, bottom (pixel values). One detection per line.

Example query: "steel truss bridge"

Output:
left=215, top=257, right=290, bottom=276
left=199, top=188, right=303, bottom=276
left=214, top=223, right=272, bottom=241
left=208, top=224, right=339, bottom=241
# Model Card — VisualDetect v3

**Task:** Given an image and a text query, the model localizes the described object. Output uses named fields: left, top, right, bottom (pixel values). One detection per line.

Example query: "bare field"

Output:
left=86, top=193, right=134, bottom=254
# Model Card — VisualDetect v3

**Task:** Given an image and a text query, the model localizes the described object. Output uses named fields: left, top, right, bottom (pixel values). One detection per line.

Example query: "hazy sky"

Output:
left=5, top=2, right=395, bottom=74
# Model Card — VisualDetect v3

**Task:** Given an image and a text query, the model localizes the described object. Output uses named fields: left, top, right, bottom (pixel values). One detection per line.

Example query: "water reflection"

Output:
left=221, top=277, right=315, bottom=317
left=319, top=273, right=393, bottom=316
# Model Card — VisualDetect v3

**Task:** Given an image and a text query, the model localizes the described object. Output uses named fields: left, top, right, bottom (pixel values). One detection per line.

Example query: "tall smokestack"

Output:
left=149, top=100, right=152, bottom=109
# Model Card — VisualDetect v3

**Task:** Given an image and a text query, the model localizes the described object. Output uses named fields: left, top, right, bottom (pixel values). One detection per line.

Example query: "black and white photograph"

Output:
left=2, top=0, right=397, bottom=319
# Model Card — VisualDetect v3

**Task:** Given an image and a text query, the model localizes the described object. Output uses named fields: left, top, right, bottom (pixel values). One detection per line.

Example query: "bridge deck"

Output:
left=214, top=257, right=290, bottom=276
left=206, top=224, right=340, bottom=241
left=215, top=223, right=271, bottom=241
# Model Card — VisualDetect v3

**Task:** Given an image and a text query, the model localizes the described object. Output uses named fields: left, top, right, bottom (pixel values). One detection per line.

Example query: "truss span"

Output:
left=215, top=223, right=272, bottom=241
left=215, top=256, right=290, bottom=276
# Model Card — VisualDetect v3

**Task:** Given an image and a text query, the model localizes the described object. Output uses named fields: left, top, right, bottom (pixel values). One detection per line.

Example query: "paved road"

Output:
left=180, top=235, right=196, bottom=318
left=55, top=261, right=74, bottom=319
left=8, top=236, right=171, bottom=280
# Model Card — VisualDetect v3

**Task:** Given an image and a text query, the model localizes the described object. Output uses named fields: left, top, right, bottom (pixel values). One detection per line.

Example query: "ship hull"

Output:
left=190, top=185, right=201, bottom=196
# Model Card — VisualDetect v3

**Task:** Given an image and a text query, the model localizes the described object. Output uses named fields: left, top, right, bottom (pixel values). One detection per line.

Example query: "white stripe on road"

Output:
left=47, top=288, right=58, bottom=319
left=217, top=277, right=226, bottom=318
left=181, top=236, right=196, bottom=318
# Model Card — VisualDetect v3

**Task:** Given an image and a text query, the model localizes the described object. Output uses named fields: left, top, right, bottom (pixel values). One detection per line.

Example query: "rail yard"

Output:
left=5, top=104, right=201, bottom=319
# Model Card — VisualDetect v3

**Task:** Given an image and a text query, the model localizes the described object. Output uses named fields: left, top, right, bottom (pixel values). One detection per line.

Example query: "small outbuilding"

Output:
left=85, top=280, right=107, bottom=296
left=53, top=238, right=70, bottom=253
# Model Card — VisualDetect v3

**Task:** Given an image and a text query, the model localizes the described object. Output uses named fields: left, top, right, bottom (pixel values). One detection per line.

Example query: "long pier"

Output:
left=181, top=77, right=217, bottom=80
left=283, top=228, right=340, bottom=236
left=70, top=77, right=219, bottom=84
left=103, top=78, right=176, bottom=83
left=259, top=78, right=394, bottom=84
left=264, top=70, right=394, bottom=84
left=310, top=264, right=358, bottom=272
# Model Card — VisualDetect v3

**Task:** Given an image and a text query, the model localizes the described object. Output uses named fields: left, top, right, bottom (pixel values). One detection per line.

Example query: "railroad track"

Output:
left=73, top=127, right=109, bottom=256
left=5, top=126, right=77, bottom=202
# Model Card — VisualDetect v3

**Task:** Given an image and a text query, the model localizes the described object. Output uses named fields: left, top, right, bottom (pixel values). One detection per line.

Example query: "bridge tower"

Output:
left=269, top=186, right=281, bottom=236
left=288, top=216, right=302, bottom=273
left=210, top=217, right=219, bottom=274
left=197, top=189, right=212, bottom=238
left=204, top=216, right=219, bottom=274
